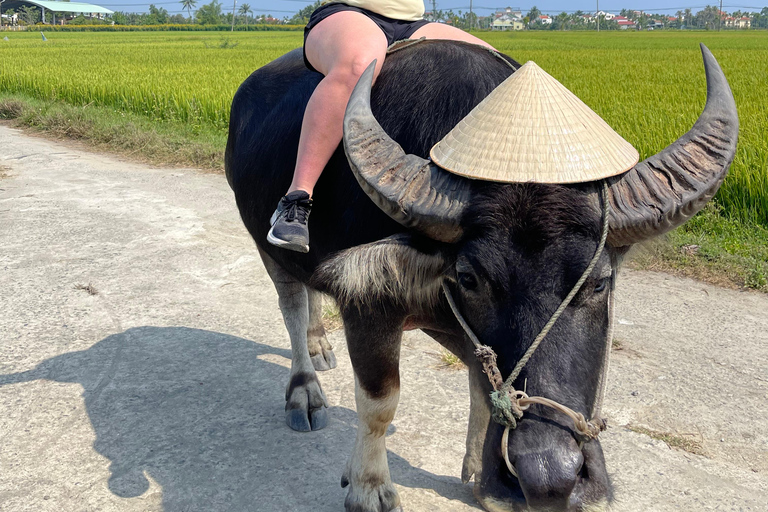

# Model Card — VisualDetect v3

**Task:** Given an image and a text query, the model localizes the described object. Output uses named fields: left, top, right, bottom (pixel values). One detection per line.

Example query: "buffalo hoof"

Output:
left=308, top=330, right=337, bottom=372
left=286, top=406, right=328, bottom=432
left=285, top=371, right=329, bottom=432
left=311, top=349, right=337, bottom=372
left=341, top=473, right=401, bottom=512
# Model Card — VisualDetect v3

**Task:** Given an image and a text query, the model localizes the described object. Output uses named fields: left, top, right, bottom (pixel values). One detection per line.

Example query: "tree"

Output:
left=288, top=0, right=321, bottom=25
left=196, top=0, right=222, bottom=25
left=238, top=3, right=251, bottom=27
left=695, top=5, right=719, bottom=30
left=526, top=5, right=541, bottom=25
left=181, top=0, right=197, bottom=21
left=556, top=11, right=568, bottom=30
left=147, top=4, right=169, bottom=24
left=19, top=5, right=39, bottom=25
left=753, top=7, right=768, bottom=28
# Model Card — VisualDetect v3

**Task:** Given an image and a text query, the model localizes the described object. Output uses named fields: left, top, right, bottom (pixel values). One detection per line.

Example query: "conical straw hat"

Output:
left=429, top=61, right=639, bottom=184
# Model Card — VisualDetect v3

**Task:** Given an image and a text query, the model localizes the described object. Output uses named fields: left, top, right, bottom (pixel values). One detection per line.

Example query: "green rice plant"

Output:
left=0, top=30, right=765, bottom=227
left=478, top=31, right=768, bottom=227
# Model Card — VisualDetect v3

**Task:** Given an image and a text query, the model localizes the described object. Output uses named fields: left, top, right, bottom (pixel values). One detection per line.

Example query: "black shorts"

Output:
left=303, top=2, right=430, bottom=73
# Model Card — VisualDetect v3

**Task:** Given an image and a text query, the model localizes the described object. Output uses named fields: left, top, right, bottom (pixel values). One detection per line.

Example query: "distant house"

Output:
left=492, top=13, right=524, bottom=30
left=538, top=14, right=552, bottom=25
left=2, top=0, right=113, bottom=25
left=648, top=19, right=664, bottom=29
left=596, top=11, right=615, bottom=20
left=723, top=15, right=750, bottom=28
left=496, top=7, right=522, bottom=18
left=616, top=17, right=637, bottom=30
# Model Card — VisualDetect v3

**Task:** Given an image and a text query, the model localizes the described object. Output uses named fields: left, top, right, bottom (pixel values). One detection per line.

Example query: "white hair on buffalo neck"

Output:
left=312, top=235, right=447, bottom=310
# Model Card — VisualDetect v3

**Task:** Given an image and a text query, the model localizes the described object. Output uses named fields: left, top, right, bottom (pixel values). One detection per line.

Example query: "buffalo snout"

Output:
left=475, top=416, right=610, bottom=512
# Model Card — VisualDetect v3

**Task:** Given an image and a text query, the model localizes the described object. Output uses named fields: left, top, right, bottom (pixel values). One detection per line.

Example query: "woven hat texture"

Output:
left=429, top=61, right=639, bottom=183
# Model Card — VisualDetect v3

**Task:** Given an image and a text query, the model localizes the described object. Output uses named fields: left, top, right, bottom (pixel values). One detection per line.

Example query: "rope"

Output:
left=442, top=182, right=612, bottom=477
left=506, top=181, right=610, bottom=386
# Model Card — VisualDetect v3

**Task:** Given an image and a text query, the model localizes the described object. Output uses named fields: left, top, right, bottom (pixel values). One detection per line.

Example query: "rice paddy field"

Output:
left=0, top=30, right=766, bottom=226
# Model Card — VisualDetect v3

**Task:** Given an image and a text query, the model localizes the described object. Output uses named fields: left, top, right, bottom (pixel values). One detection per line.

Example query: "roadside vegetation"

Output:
left=627, top=425, right=706, bottom=456
left=0, top=94, right=226, bottom=170
left=0, top=30, right=765, bottom=291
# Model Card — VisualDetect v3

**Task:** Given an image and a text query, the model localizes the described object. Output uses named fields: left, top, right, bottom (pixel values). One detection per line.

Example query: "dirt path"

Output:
left=0, top=125, right=765, bottom=511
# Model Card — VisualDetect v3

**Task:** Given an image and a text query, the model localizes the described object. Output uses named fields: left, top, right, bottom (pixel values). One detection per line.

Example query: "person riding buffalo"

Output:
left=267, top=0, right=495, bottom=253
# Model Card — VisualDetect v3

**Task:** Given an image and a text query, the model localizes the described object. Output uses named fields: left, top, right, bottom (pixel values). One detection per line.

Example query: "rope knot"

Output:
left=475, top=345, right=504, bottom=390
left=490, top=386, right=525, bottom=429
left=574, top=416, right=608, bottom=442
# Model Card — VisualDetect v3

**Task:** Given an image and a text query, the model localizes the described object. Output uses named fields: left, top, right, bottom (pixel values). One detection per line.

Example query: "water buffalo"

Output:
left=225, top=40, right=738, bottom=511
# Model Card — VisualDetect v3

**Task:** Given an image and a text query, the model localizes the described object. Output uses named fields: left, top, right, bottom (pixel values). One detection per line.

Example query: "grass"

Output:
left=433, top=349, right=467, bottom=371
left=629, top=203, right=768, bottom=292
left=0, top=31, right=301, bottom=130
left=0, top=31, right=765, bottom=289
left=0, top=93, right=226, bottom=170
left=321, top=301, right=343, bottom=332
left=477, top=31, right=768, bottom=228
left=628, top=424, right=706, bottom=456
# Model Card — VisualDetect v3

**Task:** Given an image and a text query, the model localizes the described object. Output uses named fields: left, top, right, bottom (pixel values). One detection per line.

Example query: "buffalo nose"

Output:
left=514, top=448, right=583, bottom=508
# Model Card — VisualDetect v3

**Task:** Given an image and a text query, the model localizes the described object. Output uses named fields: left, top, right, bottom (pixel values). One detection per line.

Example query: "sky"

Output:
left=92, top=0, right=767, bottom=17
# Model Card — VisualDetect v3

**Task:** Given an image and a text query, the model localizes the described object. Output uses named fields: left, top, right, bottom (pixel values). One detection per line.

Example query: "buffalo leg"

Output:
left=462, top=360, right=492, bottom=484
left=307, top=288, right=337, bottom=371
left=258, top=247, right=328, bottom=431
left=341, top=307, right=403, bottom=512
left=423, top=328, right=492, bottom=485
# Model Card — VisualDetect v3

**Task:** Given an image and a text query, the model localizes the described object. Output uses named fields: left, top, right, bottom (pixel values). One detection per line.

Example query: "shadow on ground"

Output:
left=0, top=327, right=477, bottom=510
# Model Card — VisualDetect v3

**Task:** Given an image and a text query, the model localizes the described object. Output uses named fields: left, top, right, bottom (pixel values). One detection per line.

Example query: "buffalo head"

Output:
left=340, top=44, right=738, bottom=511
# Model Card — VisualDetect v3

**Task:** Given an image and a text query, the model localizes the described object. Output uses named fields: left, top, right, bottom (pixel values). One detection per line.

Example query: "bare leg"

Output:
left=288, top=11, right=388, bottom=196
left=287, top=18, right=494, bottom=198
left=411, top=22, right=496, bottom=50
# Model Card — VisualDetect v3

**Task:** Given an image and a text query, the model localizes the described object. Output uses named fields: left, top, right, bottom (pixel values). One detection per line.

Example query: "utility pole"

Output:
left=596, top=0, right=599, bottom=32
left=469, top=0, right=473, bottom=31
left=431, top=0, right=437, bottom=21
left=231, top=0, right=236, bottom=31
left=718, top=0, right=723, bottom=31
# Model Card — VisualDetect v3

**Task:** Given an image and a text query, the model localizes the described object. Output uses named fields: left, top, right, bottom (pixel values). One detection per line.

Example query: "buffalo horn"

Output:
left=606, top=44, right=739, bottom=247
left=343, top=60, right=472, bottom=243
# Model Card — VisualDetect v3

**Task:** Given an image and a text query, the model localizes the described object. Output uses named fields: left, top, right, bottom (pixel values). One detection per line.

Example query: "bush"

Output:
left=39, top=23, right=303, bottom=32
left=0, top=99, right=27, bottom=119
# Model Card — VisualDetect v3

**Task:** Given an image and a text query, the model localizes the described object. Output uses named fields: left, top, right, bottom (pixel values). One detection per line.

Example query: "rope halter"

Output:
left=442, top=181, right=611, bottom=478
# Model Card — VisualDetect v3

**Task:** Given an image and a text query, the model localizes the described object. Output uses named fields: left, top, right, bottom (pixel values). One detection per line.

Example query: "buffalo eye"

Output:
left=458, top=272, right=478, bottom=291
left=594, top=277, right=610, bottom=294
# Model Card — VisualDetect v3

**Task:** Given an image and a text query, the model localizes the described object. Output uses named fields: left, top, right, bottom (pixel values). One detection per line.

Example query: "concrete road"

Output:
left=0, top=125, right=766, bottom=511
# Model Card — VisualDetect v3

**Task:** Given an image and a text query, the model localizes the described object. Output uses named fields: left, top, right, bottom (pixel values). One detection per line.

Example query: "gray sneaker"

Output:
left=267, top=191, right=313, bottom=253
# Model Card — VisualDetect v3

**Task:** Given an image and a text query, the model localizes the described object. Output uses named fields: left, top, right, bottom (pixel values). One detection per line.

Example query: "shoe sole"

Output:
left=267, top=226, right=310, bottom=253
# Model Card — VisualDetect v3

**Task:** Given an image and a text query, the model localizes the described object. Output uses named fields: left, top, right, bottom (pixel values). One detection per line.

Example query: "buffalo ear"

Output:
left=606, top=44, right=739, bottom=247
left=311, top=234, right=448, bottom=309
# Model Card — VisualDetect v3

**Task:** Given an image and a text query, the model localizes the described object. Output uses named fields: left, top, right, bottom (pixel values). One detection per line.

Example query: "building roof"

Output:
left=2, top=1, right=113, bottom=14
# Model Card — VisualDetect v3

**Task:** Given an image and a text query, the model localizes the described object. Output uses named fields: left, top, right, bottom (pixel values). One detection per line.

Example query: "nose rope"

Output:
left=441, top=181, right=611, bottom=478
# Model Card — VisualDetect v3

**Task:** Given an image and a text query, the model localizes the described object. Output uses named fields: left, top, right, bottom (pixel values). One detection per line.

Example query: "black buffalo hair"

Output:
left=463, top=183, right=601, bottom=252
